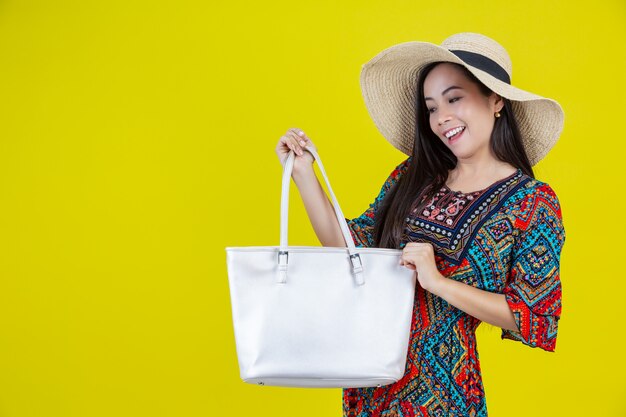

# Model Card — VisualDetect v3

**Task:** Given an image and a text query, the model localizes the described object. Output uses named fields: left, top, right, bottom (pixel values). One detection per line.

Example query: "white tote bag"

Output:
left=225, top=147, right=416, bottom=388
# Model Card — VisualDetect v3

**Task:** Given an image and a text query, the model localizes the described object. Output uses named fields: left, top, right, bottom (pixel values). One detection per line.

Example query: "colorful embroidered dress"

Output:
left=343, top=158, right=566, bottom=417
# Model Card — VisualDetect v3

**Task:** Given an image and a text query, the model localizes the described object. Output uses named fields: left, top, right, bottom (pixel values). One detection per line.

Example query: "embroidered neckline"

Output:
left=403, top=169, right=529, bottom=264
left=442, top=169, right=522, bottom=195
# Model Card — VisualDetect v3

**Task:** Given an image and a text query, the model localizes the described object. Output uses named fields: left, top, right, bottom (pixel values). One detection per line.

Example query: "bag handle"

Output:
left=278, top=146, right=364, bottom=285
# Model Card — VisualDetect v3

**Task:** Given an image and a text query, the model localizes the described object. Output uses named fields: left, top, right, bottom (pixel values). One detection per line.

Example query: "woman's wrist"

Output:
left=291, top=161, right=316, bottom=182
left=425, top=271, right=449, bottom=296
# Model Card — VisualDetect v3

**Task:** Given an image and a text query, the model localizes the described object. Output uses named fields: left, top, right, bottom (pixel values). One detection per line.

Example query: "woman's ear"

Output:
left=492, top=94, right=505, bottom=113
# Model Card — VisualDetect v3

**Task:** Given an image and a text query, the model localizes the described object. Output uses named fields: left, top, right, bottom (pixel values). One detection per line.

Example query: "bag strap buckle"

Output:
left=277, top=251, right=289, bottom=283
left=349, top=253, right=365, bottom=286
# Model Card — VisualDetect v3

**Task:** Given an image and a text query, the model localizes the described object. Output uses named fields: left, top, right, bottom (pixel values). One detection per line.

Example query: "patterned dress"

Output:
left=343, top=157, right=566, bottom=417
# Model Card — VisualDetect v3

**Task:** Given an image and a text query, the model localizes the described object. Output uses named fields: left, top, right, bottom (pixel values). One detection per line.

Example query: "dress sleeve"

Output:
left=345, top=157, right=411, bottom=248
left=501, top=183, right=566, bottom=352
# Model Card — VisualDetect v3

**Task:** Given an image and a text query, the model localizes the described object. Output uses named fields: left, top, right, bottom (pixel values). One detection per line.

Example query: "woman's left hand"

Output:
left=400, top=242, right=446, bottom=293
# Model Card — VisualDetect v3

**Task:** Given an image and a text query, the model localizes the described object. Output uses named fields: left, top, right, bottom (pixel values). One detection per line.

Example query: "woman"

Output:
left=275, top=33, right=565, bottom=416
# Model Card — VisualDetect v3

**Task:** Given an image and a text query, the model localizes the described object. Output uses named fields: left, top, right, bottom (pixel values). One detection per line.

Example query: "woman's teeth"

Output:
left=445, top=127, right=465, bottom=139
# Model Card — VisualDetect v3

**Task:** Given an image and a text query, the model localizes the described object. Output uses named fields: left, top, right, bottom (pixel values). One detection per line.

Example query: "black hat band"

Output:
left=449, top=50, right=511, bottom=84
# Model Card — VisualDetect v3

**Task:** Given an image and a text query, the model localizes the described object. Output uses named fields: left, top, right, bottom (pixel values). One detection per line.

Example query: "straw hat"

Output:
left=360, top=32, right=564, bottom=165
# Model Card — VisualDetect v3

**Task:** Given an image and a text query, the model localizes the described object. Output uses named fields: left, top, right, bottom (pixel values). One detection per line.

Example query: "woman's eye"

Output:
left=449, top=97, right=461, bottom=103
left=427, top=107, right=436, bottom=114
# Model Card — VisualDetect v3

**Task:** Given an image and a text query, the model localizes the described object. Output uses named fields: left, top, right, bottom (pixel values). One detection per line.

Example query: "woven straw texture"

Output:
left=360, top=33, right=564, bottom=165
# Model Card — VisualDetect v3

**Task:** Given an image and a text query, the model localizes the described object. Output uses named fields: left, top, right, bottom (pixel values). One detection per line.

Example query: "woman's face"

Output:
left=423, top=63, right=503, bottom=162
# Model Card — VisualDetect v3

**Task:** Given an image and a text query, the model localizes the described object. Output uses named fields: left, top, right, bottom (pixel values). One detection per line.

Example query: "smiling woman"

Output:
left=422, top=62, right=520, bottom=193
left=275, top=33, right=566, bottom=416
left=425, top=63, right=507, bottom=166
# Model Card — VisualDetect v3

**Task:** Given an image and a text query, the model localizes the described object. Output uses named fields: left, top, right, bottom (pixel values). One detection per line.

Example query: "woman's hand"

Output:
left=275, top=128, right=317, bottom=173
left=400, top=242, right=446, bottom=293
left=401, top=243, right=518, bottom=331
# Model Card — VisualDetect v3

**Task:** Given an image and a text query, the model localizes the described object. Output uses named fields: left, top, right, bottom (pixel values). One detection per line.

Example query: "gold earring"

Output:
left=495, top=111, right=501, bottom=118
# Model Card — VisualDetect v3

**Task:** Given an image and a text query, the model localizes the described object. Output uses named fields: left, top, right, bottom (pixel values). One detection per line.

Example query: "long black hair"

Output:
left=373, top=62, right=534, bottom=249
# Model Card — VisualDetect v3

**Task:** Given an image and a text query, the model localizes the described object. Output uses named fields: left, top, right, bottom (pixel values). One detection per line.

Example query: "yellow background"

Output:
left=0, top=0, right=624, bottom=416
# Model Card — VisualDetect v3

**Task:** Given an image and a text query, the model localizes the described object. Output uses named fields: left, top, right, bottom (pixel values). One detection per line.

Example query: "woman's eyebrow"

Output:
left=424, top=86, right=463, bottom=101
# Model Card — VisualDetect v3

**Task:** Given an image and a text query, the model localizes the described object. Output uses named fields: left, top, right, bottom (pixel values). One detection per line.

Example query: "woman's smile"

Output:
left=424, top=63, right=502, bottom=160
left=443, top=126, right=466, bottom=144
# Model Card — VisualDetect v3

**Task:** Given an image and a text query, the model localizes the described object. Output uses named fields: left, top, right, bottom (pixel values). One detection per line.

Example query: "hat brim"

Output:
left=360, top=41, right=564, bottom=166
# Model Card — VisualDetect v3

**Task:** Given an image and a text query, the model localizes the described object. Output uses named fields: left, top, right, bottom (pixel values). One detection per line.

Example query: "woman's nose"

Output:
left=438, top=113, right=452, bottom=126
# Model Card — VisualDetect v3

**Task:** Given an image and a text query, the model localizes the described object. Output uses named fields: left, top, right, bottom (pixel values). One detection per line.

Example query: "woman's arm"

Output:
left=431, top=277, right=519, bottom=331
left=276, top=128, right=346, bottom=248
left=292, top=163, right=347, bottom=248
left=400, top=242, right=518, bottom=331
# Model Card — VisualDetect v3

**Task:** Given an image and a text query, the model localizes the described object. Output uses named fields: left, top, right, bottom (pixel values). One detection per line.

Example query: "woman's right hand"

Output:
left=275, top=128, right=316, bottom=173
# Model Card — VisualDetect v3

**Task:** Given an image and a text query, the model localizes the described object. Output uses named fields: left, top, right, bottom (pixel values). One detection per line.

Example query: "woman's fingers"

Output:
left=400, top=243, right=430, bottom=264
left=280, top=136, right=296, bottom=154
left=403, top=242, right=434, bottom=254
left=276, top=128, right=316, bottom=168
left=286, top=128, right=314, bottom=155
left=289, top=127, right=307, bottom=142
left=279, top=134, right=302, bottom=156
left=289, top=128, right=313, bottom=147
left=279, top=131, right=299, bottom=155
left=400, top=259, right=416, bottom=270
